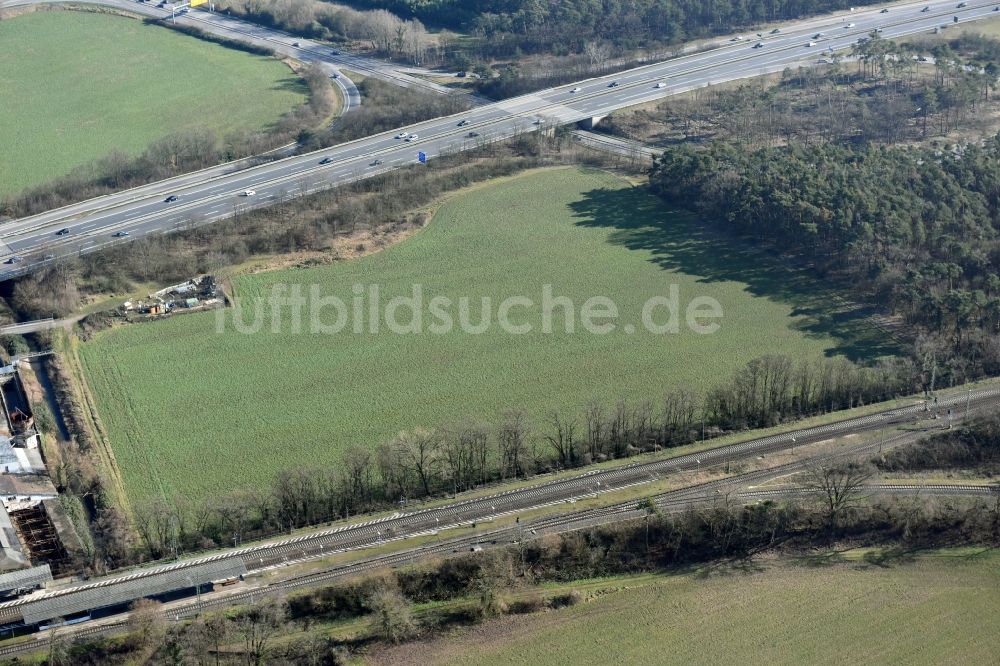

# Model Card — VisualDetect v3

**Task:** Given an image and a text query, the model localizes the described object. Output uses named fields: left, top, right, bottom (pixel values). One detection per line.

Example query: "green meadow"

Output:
left=0, top=10, right=307, bottom=199
left=79, top=168, right=890, bottom=503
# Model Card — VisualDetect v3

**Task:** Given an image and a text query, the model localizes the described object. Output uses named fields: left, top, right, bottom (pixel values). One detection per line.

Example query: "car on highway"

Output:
left=958, top=2, right=967, bottom=7
left=369, top=159, right=383, bottom=166
left=655, top=81, right=667, bottom=88
left=570, top=86, right=582, bottom=93
left=240, top=189, right=256, bottom=196
left=846, top=22, right=856, bottom=28
left=319, top=157, right=334, bottom=164
left=292, top=42, right=301, bottom=47
left=56, top=228, right=70, bottom=236
left=43, top=254, right=55, bottom=261
left=112, top=231, right=130, bottom=237
left=457, top=119, right=470, bottom=126
left=405, top=134, right=418, bottom=141
left=753, top=41, right=765, bottom=48
left=880, top=7, right=889, bottom=12
left=814, top=32, right=824, bottom=38
left=922, top=5, right=930, bottom=11
left=5, top=256, right=21, bottom=265
left=468, top=131, right=480, bottom=138
left=771, top=28, right=780, bottom=34
left=807, top=41, right=817, bottom=47
left=608, top=81, right=619, bottom=87
left=731, top=35, right=743, bottom=41
left=394, top=132, right=408, bottom=139
left=164, top=195, right=178, bottom=203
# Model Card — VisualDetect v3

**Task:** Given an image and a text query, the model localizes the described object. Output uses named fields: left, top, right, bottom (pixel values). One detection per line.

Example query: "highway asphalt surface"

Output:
left=3, top=0, right=999, bottom=278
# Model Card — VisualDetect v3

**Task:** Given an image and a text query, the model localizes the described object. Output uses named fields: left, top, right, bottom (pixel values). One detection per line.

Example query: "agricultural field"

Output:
left=371, top=549, right=1000, bottom=666
left=78, top=167, right=891, bottom=504
left=0, top=10, right=308, bottom=200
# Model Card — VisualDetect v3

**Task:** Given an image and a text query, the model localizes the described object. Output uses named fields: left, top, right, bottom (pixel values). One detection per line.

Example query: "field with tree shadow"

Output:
left=568, top=183, right=901, bottom=362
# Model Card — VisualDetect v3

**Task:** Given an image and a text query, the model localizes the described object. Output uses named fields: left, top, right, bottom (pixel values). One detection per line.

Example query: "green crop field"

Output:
left=372, top=550, right=1000, bottom=666
left=0, top=11, right=307, bottom=199
left=78, top=167, right=892, bottom=504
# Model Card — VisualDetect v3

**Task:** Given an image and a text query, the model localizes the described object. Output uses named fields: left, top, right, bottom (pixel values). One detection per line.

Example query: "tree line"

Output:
left=127, top=353, right=918, bottom=561
left=347, top=0, right=887, bottom=57
left=216, top=0, right=442, bottom=65
left=650, top=134, right=1000, bottom=384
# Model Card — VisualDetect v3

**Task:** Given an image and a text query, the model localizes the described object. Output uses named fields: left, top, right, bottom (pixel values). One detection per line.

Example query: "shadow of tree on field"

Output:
left=568, top=185, right=901, bottom=363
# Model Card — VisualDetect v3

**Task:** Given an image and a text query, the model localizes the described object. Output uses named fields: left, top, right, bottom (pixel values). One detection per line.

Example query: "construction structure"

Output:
left=0, top=360, right=76, bottom=580
left=8, top=504, right=73, bottom=578
left=121, top=274, right=223, bottom=318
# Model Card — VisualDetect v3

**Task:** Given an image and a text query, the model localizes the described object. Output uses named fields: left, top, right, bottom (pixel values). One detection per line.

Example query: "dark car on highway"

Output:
left=113, top=231, right=130, bottom=238
left=164, top=195, right=179, bottom=203
left=56, top=228, right=70, bottom=236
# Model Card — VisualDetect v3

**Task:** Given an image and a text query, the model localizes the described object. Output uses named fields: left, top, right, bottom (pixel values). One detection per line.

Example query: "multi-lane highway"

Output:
left=2, top=0, right=998, bottom=279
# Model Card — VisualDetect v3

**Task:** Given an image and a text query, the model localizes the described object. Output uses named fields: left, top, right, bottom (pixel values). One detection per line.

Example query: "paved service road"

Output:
left=2, top=0, right=998, bottom=278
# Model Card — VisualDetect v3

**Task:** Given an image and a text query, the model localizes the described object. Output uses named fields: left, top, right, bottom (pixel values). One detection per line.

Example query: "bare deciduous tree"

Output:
left=804, top=459, right=874, bottom=529
left=584, top=41, right=612, bottom=70
left=544, top=411, right=577, bottom=467
left=498, top=410, right=530, bottom=479
left=233, top=596, right=286, bottom=666
left=394, top=428, right=440, bottom=497
left=129, top=598, right=167, bottom=650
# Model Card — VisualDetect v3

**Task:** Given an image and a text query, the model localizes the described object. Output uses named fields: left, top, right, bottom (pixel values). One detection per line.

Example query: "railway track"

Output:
left=3, top=418, right=996, bottom=657
left=176, top=428, right=996, bottom=616
left=740, top=483, right=999, bottom=500
left=7, top=388, right=998, bottom=600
